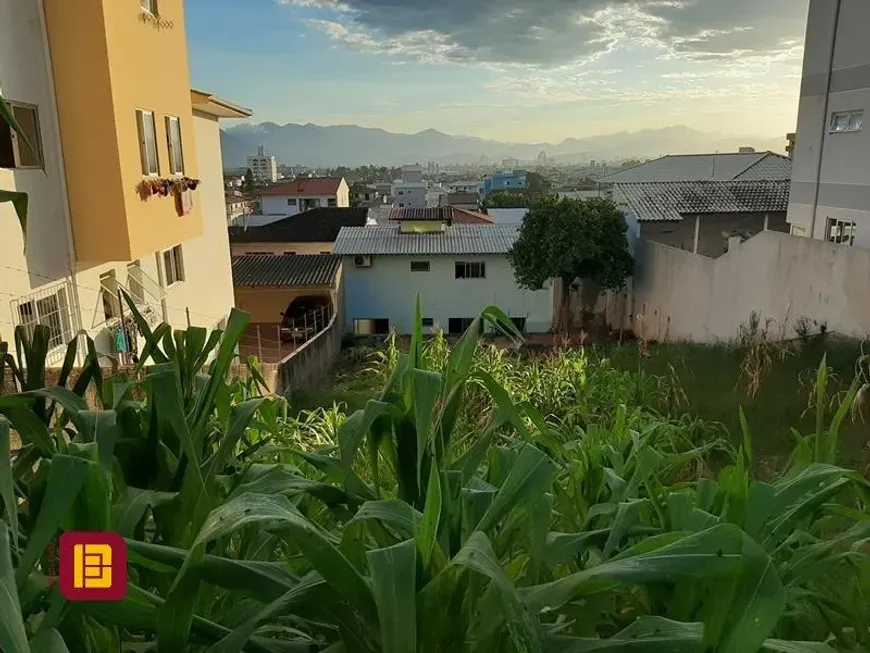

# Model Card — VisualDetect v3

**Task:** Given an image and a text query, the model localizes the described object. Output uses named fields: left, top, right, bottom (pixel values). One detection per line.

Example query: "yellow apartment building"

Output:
left=0, top=0, right=250, bottom=364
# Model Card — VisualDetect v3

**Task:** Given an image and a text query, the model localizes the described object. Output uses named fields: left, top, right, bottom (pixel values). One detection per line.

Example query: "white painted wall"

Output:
left=488, top=208, right=527, bottom=224
left=624, top=231, right=870, bottom=343
left=164, top=111, right=235, bottom=329
left=392, top=182, right=427, bottom=209
left=341, top=255, right=553, bottom=334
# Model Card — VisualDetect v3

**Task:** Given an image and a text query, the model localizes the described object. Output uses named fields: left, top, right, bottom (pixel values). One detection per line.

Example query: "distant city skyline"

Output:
left=186, top=0, right=809, bottom=142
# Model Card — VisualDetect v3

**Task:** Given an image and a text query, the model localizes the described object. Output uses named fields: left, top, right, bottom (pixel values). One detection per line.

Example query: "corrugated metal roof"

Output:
left=333, top=224, right=519, bottom=255
left=616, top=180, right=790, bottom=222
left=600, top=152, right=791, bottom=183
left=232, top=254, right=340, bottom=287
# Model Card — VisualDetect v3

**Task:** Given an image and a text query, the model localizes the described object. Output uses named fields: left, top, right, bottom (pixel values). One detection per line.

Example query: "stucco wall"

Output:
left=341, top=255, right=553, bottom=334
left=234, top=286, right=331, bottom=324
left=163, top=112, right=236, bottom=329
left=627, top=231, right=870, bottom=343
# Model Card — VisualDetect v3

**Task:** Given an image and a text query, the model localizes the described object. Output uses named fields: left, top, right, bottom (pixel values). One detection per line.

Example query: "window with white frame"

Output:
left=140, top=0, right=158, bottom=15
left=0, top=101, right=44, bottom=169
left=287, top=198, right=297, bottom=206
left=826, top=218, right=857, bottom=245
left=16, top=289, right=73, bottom=350
left=165, top=116, right=184, bottom=174
left=455, top=261, right=486, bottom=279
left=163, top=245, right=185, bottom=285
left=136, top=110, right=159, bottom=175
left=830, top=110, right=863, bottom=133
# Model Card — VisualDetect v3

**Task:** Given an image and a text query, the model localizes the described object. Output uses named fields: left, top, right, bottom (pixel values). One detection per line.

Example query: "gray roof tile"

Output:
left=615, top=180, right=790, bottom=222
left=232, top=254, right=340, bottom=287
left=600, top=152, right=791, bottom=183
left=333, top=224, right=519, bottom=256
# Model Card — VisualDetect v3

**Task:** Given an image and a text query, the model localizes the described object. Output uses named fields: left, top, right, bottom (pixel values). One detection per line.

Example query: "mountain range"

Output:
left=220, top=123, right=787, bottom=169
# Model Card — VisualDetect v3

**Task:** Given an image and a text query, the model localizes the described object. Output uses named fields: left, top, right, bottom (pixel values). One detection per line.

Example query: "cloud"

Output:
left=280, top=0, right=809, bottom=67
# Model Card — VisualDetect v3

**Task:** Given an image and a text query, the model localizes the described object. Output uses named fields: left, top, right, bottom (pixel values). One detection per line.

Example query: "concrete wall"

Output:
left=278, top=274, right=344, bottom=395
left=622, top=231, right=870, bottom=343
left=341, top=254, right=553, bottom=334
left=261, top=195, right=337, bottom=216
left=788, top=0, right=870, bottom=248
left=640, top=213, right=789, bottom=258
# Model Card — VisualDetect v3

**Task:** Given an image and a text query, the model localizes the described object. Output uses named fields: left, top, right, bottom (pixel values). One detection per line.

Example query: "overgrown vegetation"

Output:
left=2, top=296, right=870, bottom=652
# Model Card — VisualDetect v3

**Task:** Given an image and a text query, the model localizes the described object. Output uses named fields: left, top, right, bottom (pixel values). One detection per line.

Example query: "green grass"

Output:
left=292, top=335, right=870, bottom=470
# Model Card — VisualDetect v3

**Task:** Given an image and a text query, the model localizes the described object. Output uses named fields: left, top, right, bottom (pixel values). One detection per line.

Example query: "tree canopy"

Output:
left=508, top=196, right=635, bottom=292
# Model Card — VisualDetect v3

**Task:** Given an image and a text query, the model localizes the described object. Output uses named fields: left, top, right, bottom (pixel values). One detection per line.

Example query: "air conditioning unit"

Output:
left=354, top=255, right=372, bottom=268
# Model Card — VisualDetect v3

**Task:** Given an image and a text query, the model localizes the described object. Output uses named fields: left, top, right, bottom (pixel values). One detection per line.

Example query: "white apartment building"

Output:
left=392, top=163, right=428, bottom=209
left=788, top=0, right=870, bottom=248
left=0, top=0, right=250, bottom=366
left=247, top=145, right=278, bottom=184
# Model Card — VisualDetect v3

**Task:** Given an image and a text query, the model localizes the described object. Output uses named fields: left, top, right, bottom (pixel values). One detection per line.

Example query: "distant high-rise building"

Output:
left=247, top=145, right=278, bottom=184
left=392, top=164, right=427, bottom=208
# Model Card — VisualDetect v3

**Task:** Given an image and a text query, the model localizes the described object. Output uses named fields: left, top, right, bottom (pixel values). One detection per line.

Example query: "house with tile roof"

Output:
left=228, top=207, right=372, bottom=256
left=615, top=180, right=791, bottom=257
left=599, top=151, right=792, bottom=184
left=333, top=223, right=553, bottom=335
left=257, top=177, right=350, bottom=219
left=231, top=253, right=341, bottom=326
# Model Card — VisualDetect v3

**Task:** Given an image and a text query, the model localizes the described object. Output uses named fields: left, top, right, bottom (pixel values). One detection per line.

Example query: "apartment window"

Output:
left=0, top=102, right=44, bottom=169
left=165, top=116, right=184, bottom=175
left=399, top=203, right=405, bottom=208
left=398, top=190, right=404, bottom=196
left=140, top=0, right=158, bottom=15
left=410, top=261, right=430, bottom=272
left=830, top=110, right=863, bottom=133
left=126, top=261, right=146, bottom=304
left=287, top=198, right=297, bottom=206
left=17, top=289, right=72, bottom=350
left=163, top=245, right=185, bottom=285
left=455, top=261, right=486, bottom=279
left=448, top=318, right=475, bottom=335
left=327, top=198, right=337, bottom=207
left=136, top=110, right=159, bottom=175
left=826, top=218, right=857, bottom=245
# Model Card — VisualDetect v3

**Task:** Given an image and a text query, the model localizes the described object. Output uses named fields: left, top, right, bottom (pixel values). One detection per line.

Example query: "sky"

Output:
left=185, top=0, right=810, bottom=143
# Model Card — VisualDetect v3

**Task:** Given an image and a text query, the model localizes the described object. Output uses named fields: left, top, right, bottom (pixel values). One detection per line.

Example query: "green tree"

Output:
left=508, top=196, right=634, bottom=331
left=242, top=168, right=255, bottom=195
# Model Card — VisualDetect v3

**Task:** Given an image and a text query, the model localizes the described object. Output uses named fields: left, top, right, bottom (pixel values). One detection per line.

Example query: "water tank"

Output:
left=738, top=147, right=756, bottom=154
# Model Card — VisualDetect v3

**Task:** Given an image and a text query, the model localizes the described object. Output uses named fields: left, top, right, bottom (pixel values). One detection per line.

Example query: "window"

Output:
left=126, top=261, right=146, bottom=304
left=448, top=318, right=475, bottom=335
left=287, top=198, right=297, bottom=206
left=165, top=116, right=184, bottom=175
left=830, top=110, right=863, bottom=133
left=163, top=245, right=185, bottom=285
left=17, top=289, right=72, bottom=350
left=140, top=0, right=158, bottom=14
left=455, top=261, right=486, bottom=279
left=399, top=203, right=405, bottom=207
left=100, top=271, right=121, bottom=320
left=826, top=218, right=857, bottom=245
left=136, top=110, right=159, bottom=175
left=398, top=190, right=405, bottom=196
left=422, top=318, right=434, bottom=328
left=0, top=102, right=44, bottom=169
left=410, top=261, right=430, bottom=272
left=327, top=198, right=337, bottom=207
left=353, top=318, right=390, bottom=335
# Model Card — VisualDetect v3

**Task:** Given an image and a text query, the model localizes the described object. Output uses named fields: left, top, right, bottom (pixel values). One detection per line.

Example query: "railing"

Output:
left=238, top=304, right=333, bottom=363
left=9, top=281, right=78, bottom=367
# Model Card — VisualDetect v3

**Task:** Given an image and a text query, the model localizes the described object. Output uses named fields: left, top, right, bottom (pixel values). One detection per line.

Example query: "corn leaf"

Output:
left=16, top=455, right=89, bottom=587
left=416, top=465, right=443, bottom=568
left=0, top=421, right=18, bottom=547
left=549, top=617, right=704, bottom=651
left=29, top=629, right=69, bottom=653
left=0, top=522, right=30, bottom=653
left=367, top=539, right=417, bottom=653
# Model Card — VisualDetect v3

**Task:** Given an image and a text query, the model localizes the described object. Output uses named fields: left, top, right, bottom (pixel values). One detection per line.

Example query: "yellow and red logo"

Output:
left=59, top=532, right=127, bottom=602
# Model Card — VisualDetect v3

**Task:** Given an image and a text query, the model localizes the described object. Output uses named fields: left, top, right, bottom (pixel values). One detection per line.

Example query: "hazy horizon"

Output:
left=187, top=0, right=809, bottom=143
